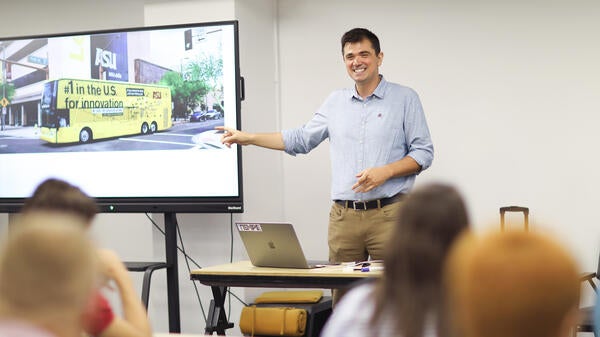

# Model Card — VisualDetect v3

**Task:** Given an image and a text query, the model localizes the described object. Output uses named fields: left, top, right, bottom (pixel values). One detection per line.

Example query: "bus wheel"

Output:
left=79, top=128, right=92, bottom=143
left=141, top=122, right=149, bottom=134
left=150, top=122, right=158, bottom=133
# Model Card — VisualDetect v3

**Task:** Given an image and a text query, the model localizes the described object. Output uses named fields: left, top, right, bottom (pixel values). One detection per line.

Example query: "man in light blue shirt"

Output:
left=218, top=28, right=433, bottom=300
left=282, top=75, right=433, bottom=201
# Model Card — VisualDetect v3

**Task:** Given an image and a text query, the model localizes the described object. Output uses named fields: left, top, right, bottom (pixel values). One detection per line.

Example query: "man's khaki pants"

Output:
left=328, top=200, right=402, bottom=305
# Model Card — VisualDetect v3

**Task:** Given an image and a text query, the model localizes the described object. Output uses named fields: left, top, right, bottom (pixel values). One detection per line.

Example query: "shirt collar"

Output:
left=351, top=75, right=387, bottom=101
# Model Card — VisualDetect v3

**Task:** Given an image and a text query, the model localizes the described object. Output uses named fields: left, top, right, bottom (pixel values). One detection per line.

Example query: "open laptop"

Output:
left=236, top=222, right=329, bottom=269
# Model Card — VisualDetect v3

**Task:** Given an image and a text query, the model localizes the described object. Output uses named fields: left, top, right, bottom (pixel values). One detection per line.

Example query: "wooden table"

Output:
left=190, top=260, right=381, bottom=335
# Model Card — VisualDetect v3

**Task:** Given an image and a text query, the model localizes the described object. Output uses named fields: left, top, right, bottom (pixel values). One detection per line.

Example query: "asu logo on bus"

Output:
left=39, top=78, right=173, bottom=144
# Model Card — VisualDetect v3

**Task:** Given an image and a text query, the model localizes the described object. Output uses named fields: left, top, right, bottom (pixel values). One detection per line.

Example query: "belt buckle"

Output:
left=352, top=200, right=367, bottom=210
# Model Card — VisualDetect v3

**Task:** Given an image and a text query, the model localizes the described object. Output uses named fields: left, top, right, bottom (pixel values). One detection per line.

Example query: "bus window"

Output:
left=40, top=81, right=56, bottom=128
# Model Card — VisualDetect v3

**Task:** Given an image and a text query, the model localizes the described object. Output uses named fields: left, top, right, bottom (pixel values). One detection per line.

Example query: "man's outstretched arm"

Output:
left=216, top=126, right=285, bottom=150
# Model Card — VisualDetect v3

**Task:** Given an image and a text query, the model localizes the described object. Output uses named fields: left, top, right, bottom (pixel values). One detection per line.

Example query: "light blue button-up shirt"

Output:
left=282, top=76, right=434, bottom=201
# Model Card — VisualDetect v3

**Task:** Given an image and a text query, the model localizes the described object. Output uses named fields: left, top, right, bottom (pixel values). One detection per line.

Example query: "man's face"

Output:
left=343, top=39, right=383, bottom=87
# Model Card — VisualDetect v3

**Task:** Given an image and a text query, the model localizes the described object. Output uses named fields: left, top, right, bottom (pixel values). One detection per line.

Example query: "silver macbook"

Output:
left=236, top=222, right=329, bottom=269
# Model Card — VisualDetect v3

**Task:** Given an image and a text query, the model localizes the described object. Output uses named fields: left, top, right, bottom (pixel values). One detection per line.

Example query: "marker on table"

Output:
left=361, top=266, right=384, bottom=272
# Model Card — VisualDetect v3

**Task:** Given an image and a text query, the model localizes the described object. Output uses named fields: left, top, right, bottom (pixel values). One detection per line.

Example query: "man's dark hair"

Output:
left=340, top=28, right=381, bottom=55
left=21, top=178, right=99, bottom=224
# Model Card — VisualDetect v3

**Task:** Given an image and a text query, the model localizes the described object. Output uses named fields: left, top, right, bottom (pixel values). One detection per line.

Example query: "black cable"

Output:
left=225, top=213, right=248, bottom=308
left=227, top=289, right=248, bottom=307
left=145, top=213, right=249, bottom=322
left=230, top=212, right=234, bottom=264
left=175, top=219, right=208, bottom=325
left=144, top=213, right=207, bottom=324
left=228, top=212, right=233, bottom=318
left=145, top=213, right=202, bottom=269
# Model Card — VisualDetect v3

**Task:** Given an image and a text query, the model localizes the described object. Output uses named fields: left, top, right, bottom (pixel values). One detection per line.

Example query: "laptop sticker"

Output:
left=237, top=223, right=262, bottom=232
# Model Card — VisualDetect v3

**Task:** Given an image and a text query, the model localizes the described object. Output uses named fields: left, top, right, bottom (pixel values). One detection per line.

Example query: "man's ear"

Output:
left=377, top=52, right=384, bottom=66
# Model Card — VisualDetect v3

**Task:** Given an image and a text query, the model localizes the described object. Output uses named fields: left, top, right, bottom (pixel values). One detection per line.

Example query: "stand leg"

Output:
left=164, top=212, right=181, bottom=332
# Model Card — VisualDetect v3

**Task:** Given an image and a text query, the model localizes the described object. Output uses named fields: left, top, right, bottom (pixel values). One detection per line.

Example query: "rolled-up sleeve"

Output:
left=282, top=108, right=329, bottom=156
left=404, top=91, right=434, bottom=172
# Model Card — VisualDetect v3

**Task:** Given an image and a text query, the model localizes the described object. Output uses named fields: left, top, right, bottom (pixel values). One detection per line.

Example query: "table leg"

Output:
left=205, top=286, right=234, bottom=335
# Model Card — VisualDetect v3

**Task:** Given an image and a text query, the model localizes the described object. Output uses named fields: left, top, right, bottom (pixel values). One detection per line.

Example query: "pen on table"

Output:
left=360, top=266, right=384, bottom=272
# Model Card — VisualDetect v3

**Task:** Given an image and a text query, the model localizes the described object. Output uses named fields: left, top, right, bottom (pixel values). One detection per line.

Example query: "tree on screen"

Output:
left=159, top=71, right=208, bottom=120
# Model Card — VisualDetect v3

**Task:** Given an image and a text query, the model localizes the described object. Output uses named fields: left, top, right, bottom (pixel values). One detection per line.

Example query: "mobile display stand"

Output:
left=124, top=212, right=180, bottom=333
left=499, top=206, right=529, bottom=231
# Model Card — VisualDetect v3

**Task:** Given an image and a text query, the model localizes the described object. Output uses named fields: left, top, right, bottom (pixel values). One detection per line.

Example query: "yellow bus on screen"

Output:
left=39, top=78, right=173, bottom=144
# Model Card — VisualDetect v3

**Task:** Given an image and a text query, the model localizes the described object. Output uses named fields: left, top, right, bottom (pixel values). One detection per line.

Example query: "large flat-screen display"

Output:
left=0, top=21, right=243, bottom=213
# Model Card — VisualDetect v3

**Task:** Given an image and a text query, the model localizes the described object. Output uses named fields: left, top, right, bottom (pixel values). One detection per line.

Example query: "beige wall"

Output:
left=276, top=0, right=600, bottom=269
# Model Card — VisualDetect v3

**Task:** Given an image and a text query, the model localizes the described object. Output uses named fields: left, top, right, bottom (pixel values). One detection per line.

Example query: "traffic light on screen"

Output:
left=184, top=29, right=192, bottom=50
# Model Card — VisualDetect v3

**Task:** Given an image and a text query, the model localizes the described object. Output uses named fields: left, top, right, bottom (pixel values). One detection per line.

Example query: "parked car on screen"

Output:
left=189, top=111, right=205, bottom=122
left=189, top=110, right=222, bottom=122
left=204, top=110, right=223, bottom=120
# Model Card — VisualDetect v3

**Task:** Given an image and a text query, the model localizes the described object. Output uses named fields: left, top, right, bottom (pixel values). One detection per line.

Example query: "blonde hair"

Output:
left=445, top=230, right=580, bottom=337
left=0, top=211, right=98, bottom=318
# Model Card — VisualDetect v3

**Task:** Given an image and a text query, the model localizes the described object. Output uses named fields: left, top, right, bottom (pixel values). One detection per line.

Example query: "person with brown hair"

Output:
left=320, top=182, right=469, bottom=337
left=0, top=212, right=98, bottom=337
left=445, top=230, right=580, bottom=337
left=20, top=178, right=99, bottom=223
left=20, top=178, right=152, bottom=337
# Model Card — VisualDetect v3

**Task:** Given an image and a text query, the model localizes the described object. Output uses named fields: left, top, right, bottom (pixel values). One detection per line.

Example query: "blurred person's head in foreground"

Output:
left=372, top=182, right=470, bottom=337
left=445, top=229, right=580, bottom=337
left=20, top=178, right=99, bottom=226
left=0, top=211, right=98, bottom=337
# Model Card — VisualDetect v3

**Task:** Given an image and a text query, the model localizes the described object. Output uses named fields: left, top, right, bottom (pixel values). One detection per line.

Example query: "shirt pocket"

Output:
left=367, top=124, right=403, bottom=166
